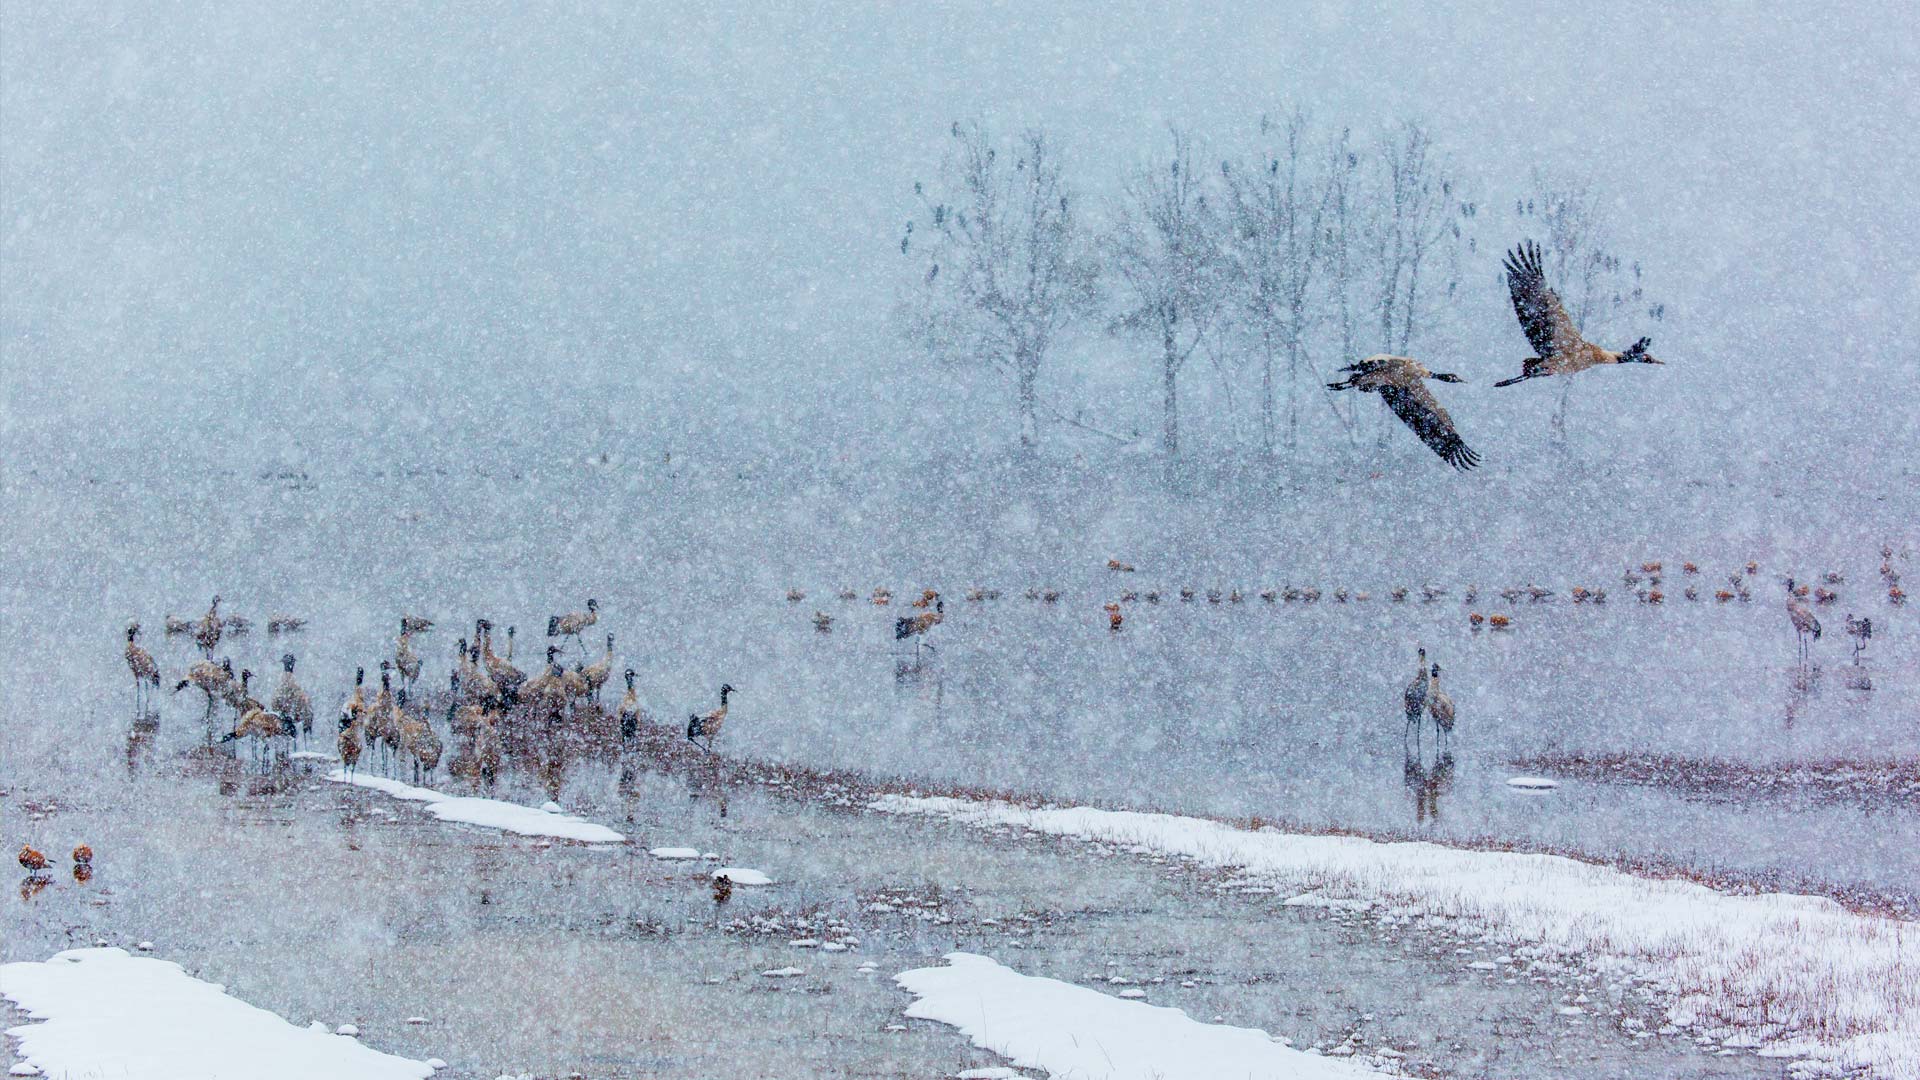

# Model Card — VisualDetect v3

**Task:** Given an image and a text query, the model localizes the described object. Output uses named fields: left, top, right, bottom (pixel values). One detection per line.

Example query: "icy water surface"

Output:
left=4, top=458, right=1915, bottom=902
left=3, top=760, right=1786, bottom=1079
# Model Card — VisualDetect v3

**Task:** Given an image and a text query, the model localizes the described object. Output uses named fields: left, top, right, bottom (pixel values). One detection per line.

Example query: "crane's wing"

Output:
left=1380, top=381, right=1481, bottom=471
left=1504, top=240, right=1580, bottom=357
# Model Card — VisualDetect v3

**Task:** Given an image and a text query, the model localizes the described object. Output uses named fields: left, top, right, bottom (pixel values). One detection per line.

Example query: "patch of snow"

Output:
left=1505, top=776, right=1559, bottom=790
left=761, top=967, right=805, bottom=978
left=1118, top=988, right=1147, bottom=999
left=337, top=1024, right=360, bottom=1036
left=956, top=1069, right=1021, bottom=1079
left=875, top=795, right=1920, bottom=1078
left=649, top=846, right=700, bottom=859
left=539, top=801, right=563, bottom=814
left=327, top=770, right=624, bottom=843
left=822, top=942, right=848, bottom=952
left=135, top=941, right=153, bottom=952
left=713, top=867, right=773, bottom=886
left=0, top=948, right=435, bottom=1080
left=290, top=751, right=337, bottom=762
left=896, top=952, right=1378, bottom=1079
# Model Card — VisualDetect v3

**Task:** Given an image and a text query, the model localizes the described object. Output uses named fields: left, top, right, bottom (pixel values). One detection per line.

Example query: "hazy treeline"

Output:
left=898, top=116, right=1665, bottom=457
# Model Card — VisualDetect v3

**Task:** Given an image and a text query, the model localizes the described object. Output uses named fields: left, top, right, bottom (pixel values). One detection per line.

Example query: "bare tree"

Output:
left=1108, top=130, right=1225, bottom=457
left=1223, top=112, right=1330, bottom=455
left=1362, top=122, right=1462, bottom=446
left=899, top=122, right=1099, bottom=450
left=1317, top=129, right=1364, bottom=442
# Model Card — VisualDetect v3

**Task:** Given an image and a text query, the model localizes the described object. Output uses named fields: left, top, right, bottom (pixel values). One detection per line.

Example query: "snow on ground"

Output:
left=876, top=796, right=1920, bottom=1079
left=326, top=770, right=625, bottom=843
left=0, top=948, right=438, bottom=1080
left=895, top=952, right=1377, bottom=1080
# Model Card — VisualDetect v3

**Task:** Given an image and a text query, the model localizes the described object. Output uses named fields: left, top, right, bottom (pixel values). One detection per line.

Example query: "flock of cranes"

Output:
left=786, top=549, right=1901, bottom=658
left=1327, top=240, right=1666, bottom=471
left=126, top=596, right=737, bottom=801
left=116, top=539, right=1896, bottom=802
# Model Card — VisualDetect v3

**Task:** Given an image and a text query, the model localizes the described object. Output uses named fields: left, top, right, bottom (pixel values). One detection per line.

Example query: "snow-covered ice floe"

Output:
left=1505, top=776, right=1559, bottom=790
left=713, top=867, right=773, bottom=886
left=875, top=796, right=1920, bottom=1079
left=896, top=952, right=1375, bottom=1079
left=327, top=770, right=625, bottom=843
left=0, top=948, right=439, bottom=1080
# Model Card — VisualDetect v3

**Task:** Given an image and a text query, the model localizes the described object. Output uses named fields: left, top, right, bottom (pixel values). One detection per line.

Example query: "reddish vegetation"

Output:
left=1508, top=750, right=1920, bottom=811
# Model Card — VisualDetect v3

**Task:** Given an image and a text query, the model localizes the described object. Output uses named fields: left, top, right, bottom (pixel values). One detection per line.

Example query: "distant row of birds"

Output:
left=1324, top=240, right=1666, bottom=470
left=785, top=554, right=1903, bottom=620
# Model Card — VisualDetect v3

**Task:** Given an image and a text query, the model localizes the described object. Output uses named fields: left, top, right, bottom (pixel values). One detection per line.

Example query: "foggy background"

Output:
left=6, top=2, right=1918, bottom=474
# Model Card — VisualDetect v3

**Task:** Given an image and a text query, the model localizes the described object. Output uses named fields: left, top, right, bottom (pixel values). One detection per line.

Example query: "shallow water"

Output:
left=4, top=459, right=1915, bottom=904
left=3, top=759, right=1786, bottom=1079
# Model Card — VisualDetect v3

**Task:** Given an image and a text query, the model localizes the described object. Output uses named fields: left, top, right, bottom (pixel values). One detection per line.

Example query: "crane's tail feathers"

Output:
left=1490, top=374, right=1534, bottom=388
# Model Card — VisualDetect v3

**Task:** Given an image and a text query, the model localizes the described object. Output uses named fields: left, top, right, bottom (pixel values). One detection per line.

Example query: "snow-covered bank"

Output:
left=876, top=796, right=1920, bottom=1079
left=326, top=771, right=625, bottom=843
left=895, top=952, right=1376, bottom=1080
left=1, top=948, right=438, bottom=1080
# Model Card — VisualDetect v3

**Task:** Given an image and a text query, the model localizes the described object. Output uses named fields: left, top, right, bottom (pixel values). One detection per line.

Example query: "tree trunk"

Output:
left=1016, top=357, right=1039, bottom=451
left=1550, top=378, right=1573, bottom=450
left=1162, top=322, right=1180, bottom=457
left=1285, top=335, right=1302, bottom=451
left=1259, top=326, right=1276, bottom=457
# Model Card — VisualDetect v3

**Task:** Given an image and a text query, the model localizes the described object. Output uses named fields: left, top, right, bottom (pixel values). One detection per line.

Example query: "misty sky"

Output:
left=5, top=3, right=1917, bottom=462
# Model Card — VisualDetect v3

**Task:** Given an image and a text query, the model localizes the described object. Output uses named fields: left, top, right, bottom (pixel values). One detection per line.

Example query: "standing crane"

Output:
left=1403, top=647, right=1430, bottom=744
left=1783, top=579, right=1822, bottom=663
left=1844, top=613, right=1872, bottom=664
left=1427, top=664, right=1455, bottom=750
left=548, top=599, right=600, bottom=655
left=894, top=599, right=945, bottom=661
left=194, top=596, right=224, bottom=657
left=124, top=624, right=160, bottom=715
left=271, top=654, right=314, bottom=744
left=686, top=684, right=736, bottom=753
